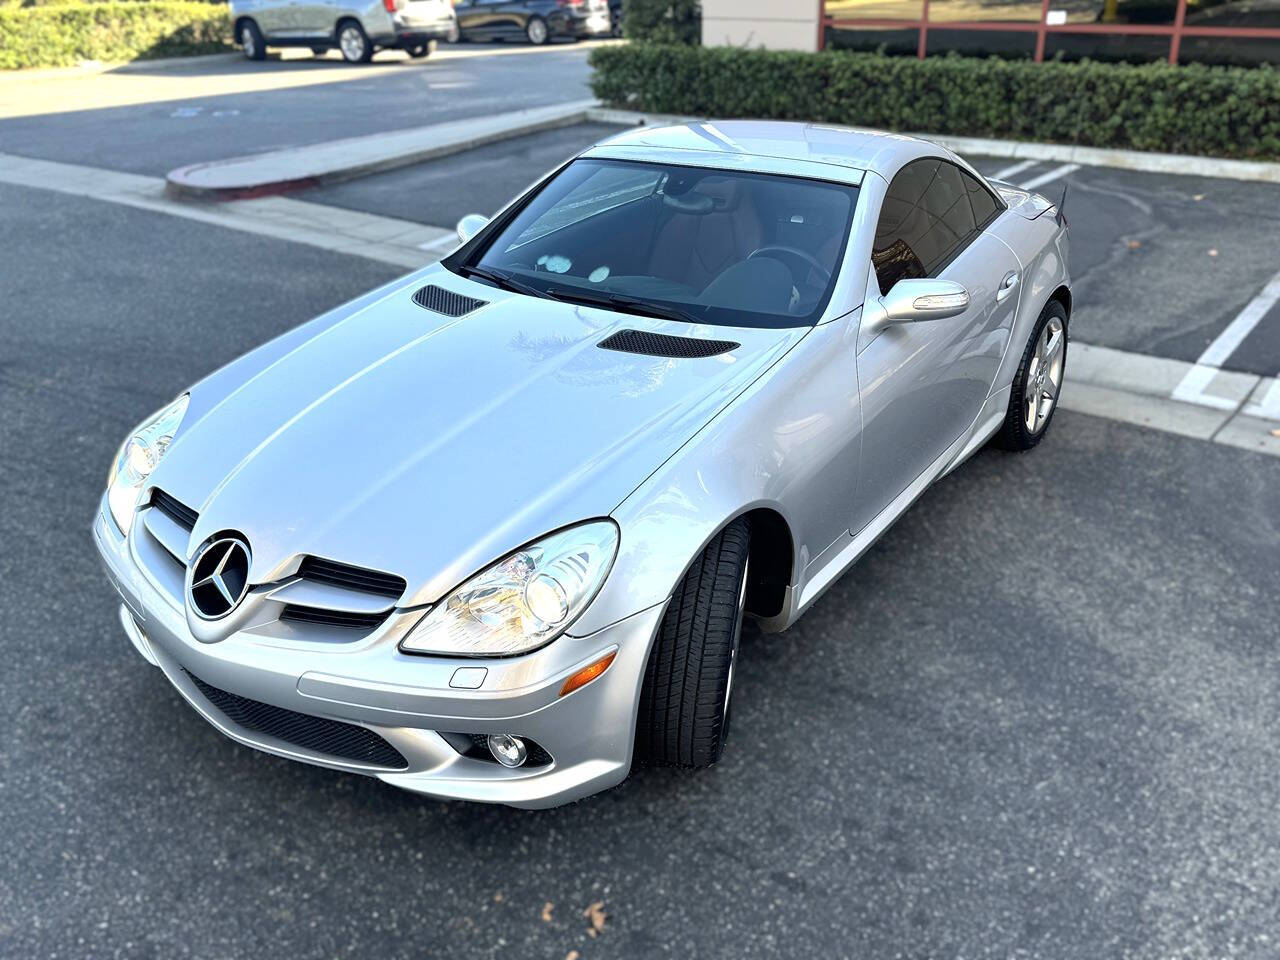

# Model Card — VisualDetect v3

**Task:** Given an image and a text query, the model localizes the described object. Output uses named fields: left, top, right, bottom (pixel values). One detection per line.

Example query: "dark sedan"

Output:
left=451, top=0, right=612, bottom=44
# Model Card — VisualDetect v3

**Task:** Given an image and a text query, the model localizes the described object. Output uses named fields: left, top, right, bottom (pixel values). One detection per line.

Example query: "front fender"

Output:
left=568, top=315, right=864, bottom=638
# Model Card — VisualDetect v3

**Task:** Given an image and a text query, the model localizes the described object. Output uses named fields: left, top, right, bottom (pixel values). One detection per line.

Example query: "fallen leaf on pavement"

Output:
left=1208, top=248, right=1219, bottom=256
left=1270, top=427, right=1280, bottom=438
left=541, top=902, right=555, bottom=923
left=493, top=892, right=504, bottom=903
left=1193, top=193, right=1205, bottom=201
left=583, top=901, right=607, bottom=937
left=566, top=952, right=580, bottom=960
left=1126, top=240, right=1141, bottom=249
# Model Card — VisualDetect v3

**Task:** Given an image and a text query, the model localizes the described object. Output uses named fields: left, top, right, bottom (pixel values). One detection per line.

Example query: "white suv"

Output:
left=230, top=0, right=457, bottom=63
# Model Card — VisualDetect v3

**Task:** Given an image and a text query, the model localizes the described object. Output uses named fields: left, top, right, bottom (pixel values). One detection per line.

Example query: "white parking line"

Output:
left=1019, top=163, right=1080, bottom=191
left=1172, top=269, right=1280, bottom=410
left=991, top=159, right=1039, bottom=181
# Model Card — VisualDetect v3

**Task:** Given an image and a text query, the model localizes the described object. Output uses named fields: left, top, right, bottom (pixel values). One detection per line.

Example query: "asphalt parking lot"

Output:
left=3, top=48, right=1280, bottom=959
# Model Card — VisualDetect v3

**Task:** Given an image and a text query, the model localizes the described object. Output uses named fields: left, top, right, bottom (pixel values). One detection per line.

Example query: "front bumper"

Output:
left=93, top=499, right=662, bottom=808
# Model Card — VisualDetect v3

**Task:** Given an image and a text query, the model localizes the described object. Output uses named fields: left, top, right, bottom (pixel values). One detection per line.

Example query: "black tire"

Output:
left=994, top=299, right=1069, bottom=451
left=408, top=39, right=436, bottom=58
left=525, top=15, right=549, bottom=44
left=635, top=518, right=751, bottom=768
left=336, top=19, right=373, bottom=63
left=238, top=19, right=266, bottom=61
left=310, top=46, right=328, bottom=56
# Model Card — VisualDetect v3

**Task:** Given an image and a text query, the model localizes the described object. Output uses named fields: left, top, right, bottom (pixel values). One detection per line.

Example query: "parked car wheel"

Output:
left=310, top=46, right=328, bottom=56
left=446, top=23, right=461, bottom=43
left=408, top=40, right=436, bottom=58
left=635, top=518, right=751, bottom=768
left=336, top=19, right=373, bottom=63
left=239, top=20, right=266, bottom=61
left=525, top=15, right=549, bottom=45
left=995, top=300, right=1068, bottom=450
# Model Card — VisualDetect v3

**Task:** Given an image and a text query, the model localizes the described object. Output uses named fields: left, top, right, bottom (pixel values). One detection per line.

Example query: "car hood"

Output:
left=154, top=272, right=807, bottom=606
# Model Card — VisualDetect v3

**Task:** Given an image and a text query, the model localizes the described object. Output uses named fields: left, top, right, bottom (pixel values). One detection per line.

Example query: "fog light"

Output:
left=487, top=733, right=528, bottom=768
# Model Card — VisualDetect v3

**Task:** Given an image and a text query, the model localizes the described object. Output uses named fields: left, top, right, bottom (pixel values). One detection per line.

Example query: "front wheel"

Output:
left=337, top=20, right=373, bottom=63
left=994, top=300, right=1068, bottom=450
left=239, top=20, right=266, bottom=61
left=635, top=519, right=751, bottom=768
left=407, top=40, right=436, bottom=58
left=525, top=16, right=549, bottom=44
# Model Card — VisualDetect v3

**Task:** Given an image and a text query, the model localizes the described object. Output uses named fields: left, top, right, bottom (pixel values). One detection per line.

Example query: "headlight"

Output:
left=106, top=394, right=190, bottom=535
left=400, top=520, right=619, bottom=657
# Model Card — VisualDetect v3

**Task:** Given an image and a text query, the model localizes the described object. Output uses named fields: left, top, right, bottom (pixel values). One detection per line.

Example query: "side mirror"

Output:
left=881, top=278, right=970, bottom=324
left=456, top=213, right=489, bottom=244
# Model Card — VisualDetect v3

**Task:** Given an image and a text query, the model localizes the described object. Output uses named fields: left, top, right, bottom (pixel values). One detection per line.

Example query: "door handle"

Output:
left=996, top=271, right=1019, bottom=303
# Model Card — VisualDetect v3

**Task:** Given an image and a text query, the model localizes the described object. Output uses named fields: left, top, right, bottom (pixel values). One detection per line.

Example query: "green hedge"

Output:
left=0, top=2, right=232, bottom=68
left=589, top=43, right=1280, bottom=159
left=622, top=0, right=700, bottom=46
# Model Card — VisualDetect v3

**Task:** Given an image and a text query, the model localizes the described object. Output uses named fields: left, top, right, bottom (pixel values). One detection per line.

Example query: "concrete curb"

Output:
left=166, top=98, right=599, bottom=201
left=585, top=107, right=1280, bottom=186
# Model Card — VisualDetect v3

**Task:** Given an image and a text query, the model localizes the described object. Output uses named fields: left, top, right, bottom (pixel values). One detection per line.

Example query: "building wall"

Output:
left=700, top=0, right=821, bottom=52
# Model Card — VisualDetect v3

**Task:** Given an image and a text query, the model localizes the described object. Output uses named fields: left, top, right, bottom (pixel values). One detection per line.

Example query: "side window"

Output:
left=872, top=159, right=982, bottom=295
left=961, top=169, right=1001, bottom=228
left=872, top=160, right=933, bottom=296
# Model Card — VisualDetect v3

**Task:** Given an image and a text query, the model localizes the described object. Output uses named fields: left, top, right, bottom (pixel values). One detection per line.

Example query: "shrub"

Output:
left=622, top=0, right=700, bottom=46
left=0, top=2, right=232, bottom=68
left=589, top=43, right=1280, bottom=159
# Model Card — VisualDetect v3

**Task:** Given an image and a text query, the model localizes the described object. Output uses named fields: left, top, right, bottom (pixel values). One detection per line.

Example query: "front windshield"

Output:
left=456, top=159, right=859, bottom=330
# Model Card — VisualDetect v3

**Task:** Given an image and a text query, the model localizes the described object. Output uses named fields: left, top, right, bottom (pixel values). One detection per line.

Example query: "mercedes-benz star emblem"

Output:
left=188, top=536, right=252, bottom=620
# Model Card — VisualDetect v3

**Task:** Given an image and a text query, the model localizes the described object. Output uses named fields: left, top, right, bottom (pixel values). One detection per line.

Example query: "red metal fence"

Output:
left=820, top=0, right=1280, bottom=64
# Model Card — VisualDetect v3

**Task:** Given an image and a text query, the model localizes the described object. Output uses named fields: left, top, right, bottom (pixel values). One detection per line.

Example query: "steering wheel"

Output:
left=748, top=245, right=831, bottom=286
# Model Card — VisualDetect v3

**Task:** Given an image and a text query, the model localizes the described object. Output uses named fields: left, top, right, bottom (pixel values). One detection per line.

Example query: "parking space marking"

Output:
left=1019, top=163, right=1080, bottom=191
left=1172, top=269, right=1280, bottom=410
left=991, top=159, right=1039, bottom=181
left=0, top=152, right=448, bottom=269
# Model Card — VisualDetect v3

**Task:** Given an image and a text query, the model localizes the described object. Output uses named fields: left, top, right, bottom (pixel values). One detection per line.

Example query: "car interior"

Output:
left=471, top=161, right=860, bottom=327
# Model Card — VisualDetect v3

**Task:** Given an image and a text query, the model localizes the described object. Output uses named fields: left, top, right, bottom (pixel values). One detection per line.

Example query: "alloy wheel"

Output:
left=339, top=26, right=365, bottom=61
left=527, top=18, right=548, bottom=44
left=1024, top=316, right=1065, bottom=434
left=241, top=28, right=257, bottom=58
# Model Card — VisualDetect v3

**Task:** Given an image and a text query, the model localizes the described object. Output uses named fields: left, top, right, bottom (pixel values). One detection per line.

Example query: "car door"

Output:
left=291, top=0, right=339, bottom=38
left=456, top=0, right=503, bottom=37
left=850, top=158, right=1020, bottom=535
left=248, top=0, right=293, bottom=35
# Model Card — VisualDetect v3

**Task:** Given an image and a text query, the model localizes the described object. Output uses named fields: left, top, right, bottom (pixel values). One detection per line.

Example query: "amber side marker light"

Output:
left=559, top=651, right=617, bottom=697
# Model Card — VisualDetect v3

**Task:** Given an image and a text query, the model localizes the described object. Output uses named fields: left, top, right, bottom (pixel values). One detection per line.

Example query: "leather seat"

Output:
left=648, top=178, right=764, bottom=292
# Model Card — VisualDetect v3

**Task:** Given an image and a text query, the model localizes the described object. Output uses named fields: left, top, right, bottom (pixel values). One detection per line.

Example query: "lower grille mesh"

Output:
left=184, top=671, right=408, bottom=769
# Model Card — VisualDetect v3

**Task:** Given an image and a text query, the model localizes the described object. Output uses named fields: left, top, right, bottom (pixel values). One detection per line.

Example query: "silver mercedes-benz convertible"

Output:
left=94, top=122, right=1070, bottom=808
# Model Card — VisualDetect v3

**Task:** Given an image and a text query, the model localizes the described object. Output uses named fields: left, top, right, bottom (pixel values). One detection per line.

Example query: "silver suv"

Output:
left=230, top=0, right=457, bottom=63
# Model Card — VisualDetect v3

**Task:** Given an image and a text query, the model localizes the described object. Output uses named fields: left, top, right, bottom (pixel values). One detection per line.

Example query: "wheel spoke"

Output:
left=1043, top=327, right=1063, bottom=364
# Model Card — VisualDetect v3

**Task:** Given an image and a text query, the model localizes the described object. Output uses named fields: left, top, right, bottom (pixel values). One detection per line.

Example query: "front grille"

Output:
left=150, top=489, right=198, bottom=530
left=184, top=670, right=408, bottom=769
left=412, top=284, right=488, bottom=318
left=598, top=329, right=739, bottom=359
left=296, top=556, right=406, bottom=599
left=280, top=606, right=389, bottom=630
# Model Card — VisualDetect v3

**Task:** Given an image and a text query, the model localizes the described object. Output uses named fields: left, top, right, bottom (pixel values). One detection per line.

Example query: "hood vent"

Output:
left=599, top=329, right=739, bottom=359
left=149, top=488, right=198, bottom=531
left=412, top=284, right=487, bottom=318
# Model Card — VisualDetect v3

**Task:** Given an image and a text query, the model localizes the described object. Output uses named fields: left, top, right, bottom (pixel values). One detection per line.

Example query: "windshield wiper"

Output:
left=461, top=265, right=549, bottom=301
left=547, top=286, right=703, bottom=325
